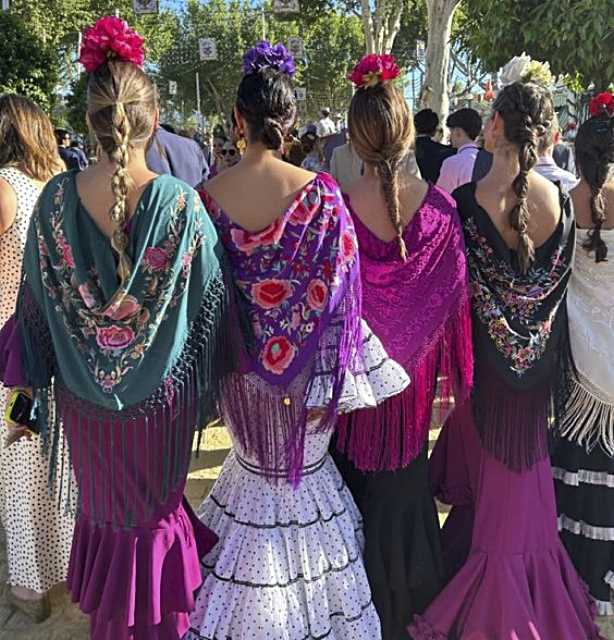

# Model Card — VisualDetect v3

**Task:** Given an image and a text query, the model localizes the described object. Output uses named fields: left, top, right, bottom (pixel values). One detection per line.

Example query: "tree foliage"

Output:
left=0, top=12, right=58, bottom=111
left=459, top=0, right=614, bottom=91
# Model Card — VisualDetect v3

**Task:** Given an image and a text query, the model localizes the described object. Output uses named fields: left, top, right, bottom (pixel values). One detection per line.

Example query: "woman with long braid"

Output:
left=409, top=81, right=601, bottom=638
left=552, top=92, right=614, bottom=616
left=331, top=54, right=473, bottom=640
left=0, top=18, right=236, bottom=639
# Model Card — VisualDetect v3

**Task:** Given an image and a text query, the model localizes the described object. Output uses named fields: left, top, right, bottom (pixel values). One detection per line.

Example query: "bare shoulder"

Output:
left=573, top=179, right=614, bottom=229
left=0, top=178, right=17, bottom=233
left=527, top=171, right=563, bottom=244
left=399, top=175, right=430, bottom=212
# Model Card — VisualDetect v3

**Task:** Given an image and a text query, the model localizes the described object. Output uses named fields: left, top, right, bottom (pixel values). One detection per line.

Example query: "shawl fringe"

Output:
left=20, top=269, right=237, bottom=526
left=335, top=294, right=473, bottom=472
left=559, top=374, right=614, bottom=456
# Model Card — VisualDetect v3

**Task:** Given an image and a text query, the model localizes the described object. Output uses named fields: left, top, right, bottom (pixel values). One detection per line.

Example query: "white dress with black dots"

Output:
left=187, top=322, right=409, bottom=640
left=0, top=167, right=74, bottom=593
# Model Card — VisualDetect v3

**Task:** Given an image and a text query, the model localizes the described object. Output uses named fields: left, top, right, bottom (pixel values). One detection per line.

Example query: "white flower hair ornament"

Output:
left=499, top=53, right=554, bottom=88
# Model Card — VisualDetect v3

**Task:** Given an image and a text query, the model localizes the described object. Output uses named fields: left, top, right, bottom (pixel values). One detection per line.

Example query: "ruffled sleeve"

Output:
left=0, top=315, right=27, bottom=388
left=307, top=319, right=410, bottom=414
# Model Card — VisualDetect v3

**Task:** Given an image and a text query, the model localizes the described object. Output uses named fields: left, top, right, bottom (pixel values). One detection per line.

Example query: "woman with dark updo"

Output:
left=552, top=92, right=614, bottom=618
left=409, top=81, right=601, bottom=638
left=187, top=41, right=411, bottom=640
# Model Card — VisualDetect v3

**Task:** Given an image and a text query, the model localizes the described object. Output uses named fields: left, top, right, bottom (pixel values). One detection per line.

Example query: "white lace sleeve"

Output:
left=306, top=319, right=410, bottom=413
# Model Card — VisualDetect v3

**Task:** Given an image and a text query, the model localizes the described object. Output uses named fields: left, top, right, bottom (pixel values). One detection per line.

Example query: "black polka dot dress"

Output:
left=0, top=167, right=74, bottom=593
left=187, top=321, right=408, bottom=639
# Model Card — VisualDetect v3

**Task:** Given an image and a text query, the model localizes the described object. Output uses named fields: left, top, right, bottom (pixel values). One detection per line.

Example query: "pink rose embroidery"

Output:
left=261, top=336, right=297, bottom=375
left=251, top=279, right=293, bottom=309
left=182, top=253, right=193, bottom=276
left=143, top=247, right=170, bottom=272
left=78, top=283, right=97, bottom=309
left=289, top=200, right=317, bottom=226
left=104, top=295, right=140, bottom=321
left=96, top=325, right=135, bottom=351
left=230, top=218, right=284, bottom=254
left=340, top=230, right=357, bottom=264
left=57, top=237, right=75, bottom=269
left=307, top=279, right=328, bottom=311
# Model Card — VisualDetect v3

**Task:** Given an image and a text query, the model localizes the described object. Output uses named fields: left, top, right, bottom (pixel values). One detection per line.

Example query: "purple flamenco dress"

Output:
left=408, top=183, right=602, bottom=639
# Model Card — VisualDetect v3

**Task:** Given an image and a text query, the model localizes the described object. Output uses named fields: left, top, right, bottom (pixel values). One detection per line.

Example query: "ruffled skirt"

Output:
left=186, top=440, right=381, bottom=640
left=553, top=436, right=614, bottom=616
left=333, top=443, right=444, bottom=640
left=408, top=404, right=602, bottom=640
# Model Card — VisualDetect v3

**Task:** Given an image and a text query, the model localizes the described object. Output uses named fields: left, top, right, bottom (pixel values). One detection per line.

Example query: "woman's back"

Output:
left=0, top=168, right=40, bottom=325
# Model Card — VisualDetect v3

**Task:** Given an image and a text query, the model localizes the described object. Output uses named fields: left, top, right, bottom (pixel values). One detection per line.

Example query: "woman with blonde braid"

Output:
left=552, top=92, right=614, bottom=616
left=0, top=18, right=236, bottom=639
left=331, top=54, right=473, bottom=640
left=410, top=81, right=601, bottom=639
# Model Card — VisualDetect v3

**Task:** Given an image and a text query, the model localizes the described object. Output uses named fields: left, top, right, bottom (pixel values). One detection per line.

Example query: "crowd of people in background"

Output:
left=0, top=14, right=613, bottom=640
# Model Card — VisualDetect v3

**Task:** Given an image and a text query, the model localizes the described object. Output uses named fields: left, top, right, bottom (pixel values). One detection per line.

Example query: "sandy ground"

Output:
left=1, top=424, right=612, bottom=639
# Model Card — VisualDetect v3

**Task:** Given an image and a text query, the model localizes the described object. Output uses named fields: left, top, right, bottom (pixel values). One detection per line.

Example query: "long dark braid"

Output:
left=493, top=83, right=554, bottom=273
left=575, top=114, right=614, bottom=262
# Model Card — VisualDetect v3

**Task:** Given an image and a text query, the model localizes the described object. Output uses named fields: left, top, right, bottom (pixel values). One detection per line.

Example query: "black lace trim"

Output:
left=186, top=597, right=375, bottom=640
left=201, top=549, right=362, bottom=589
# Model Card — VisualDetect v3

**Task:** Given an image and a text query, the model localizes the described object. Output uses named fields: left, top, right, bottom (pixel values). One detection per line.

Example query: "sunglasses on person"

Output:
left=220, top=148, right=237, bottom=157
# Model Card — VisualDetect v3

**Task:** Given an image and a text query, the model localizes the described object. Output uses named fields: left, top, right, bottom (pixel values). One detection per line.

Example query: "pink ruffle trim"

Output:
left=67, top=498, right=217, bottom=640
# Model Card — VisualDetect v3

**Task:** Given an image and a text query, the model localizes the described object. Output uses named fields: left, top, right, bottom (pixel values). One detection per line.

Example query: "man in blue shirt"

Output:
left=146, top=124, right=209, bottom=188
left=55, top=129, right=85, bottom=171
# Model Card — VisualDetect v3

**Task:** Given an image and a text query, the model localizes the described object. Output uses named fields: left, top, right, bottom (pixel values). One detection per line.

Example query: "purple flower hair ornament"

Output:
left=242, top=41, right=296, bottom=77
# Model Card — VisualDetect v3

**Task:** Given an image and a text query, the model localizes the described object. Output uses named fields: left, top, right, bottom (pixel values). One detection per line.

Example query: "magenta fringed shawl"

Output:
left=336, top=185, right=473, bottom=471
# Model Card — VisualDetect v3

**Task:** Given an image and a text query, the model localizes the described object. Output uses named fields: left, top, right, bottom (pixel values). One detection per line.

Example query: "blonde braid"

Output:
left=108, top=101, right=133, bottom=282
left=377, top=157, right=407, bottom=261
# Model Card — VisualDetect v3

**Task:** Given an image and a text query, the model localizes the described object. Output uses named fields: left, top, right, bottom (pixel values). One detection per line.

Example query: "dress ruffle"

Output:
left=187, top=439, right=382, bottom=640
left=408, top=546, right=604, bottom=640
left=67, top=496, right=217, bottom=640
left=307, top=318, right=410, bottom=414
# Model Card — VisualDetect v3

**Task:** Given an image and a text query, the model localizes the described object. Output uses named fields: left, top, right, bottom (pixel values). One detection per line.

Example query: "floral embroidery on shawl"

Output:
left=37, top=178, right=204, bottom=394
left=465, top=217, right=569, bottom=376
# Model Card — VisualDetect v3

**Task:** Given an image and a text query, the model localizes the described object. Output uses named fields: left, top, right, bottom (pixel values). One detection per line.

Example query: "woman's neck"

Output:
left=488, top=147, right=521, bottom=187
left=95, top=149, right=151, bottom=177
left=241, top=143, right=278, bottom=165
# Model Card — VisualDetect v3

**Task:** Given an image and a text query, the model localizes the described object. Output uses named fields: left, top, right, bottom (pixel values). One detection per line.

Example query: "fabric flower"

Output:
left=261, top=336, right=297, bottom=375
left=230, top=218, right=284, bottom=254
left=307, top=279, right=328, bottom=311
left=499, top=53, right=532, bottom=87
left=252, top=279, right=293, bottom=309
left=79, top=16, right=145, bottom=74
left=243, top=41, right=296, bottom=77
left=289, top=200, right=318, bottom=225
left=104, top=295, right=140, bottom=321
left=96, top=325, right=135, bottom=351
left=349, top=54, right=400, bottom=89
left=589, top=91, right=614, bottom=118
left=143, top=247, right=170, bottom=272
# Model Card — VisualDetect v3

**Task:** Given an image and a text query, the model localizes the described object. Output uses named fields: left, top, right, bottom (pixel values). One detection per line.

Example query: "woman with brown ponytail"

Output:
left=0, top=18, right=236, bottom=639
left=409, top=81, right=602, bottom=638
left=552, top=92, right=614, bottom=617
left=330, top=54, right=473, bottom=640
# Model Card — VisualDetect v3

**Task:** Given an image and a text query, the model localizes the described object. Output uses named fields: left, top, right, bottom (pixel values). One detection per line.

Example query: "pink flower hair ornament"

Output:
left=349, top=54, right=401, bottom=89
left=589, top=90, right=614, bottom=118
left=79, top=16, right=145, bottom=74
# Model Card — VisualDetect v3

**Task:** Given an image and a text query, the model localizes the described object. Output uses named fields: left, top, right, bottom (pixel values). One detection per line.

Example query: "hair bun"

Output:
left=262, top=116, right=284, bottom=150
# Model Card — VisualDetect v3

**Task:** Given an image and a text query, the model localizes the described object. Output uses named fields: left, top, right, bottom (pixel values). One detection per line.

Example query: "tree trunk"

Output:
left=422, top=0, right=462, bottom=120
left=360, top=0, right=375, bottom=53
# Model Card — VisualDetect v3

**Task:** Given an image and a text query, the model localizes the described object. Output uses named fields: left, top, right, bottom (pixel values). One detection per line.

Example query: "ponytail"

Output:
left=377, top=157, right=407, bottom=261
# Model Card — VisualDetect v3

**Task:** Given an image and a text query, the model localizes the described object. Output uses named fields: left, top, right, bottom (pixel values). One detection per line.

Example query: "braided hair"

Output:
left=492, top=82, right=554, bottom=273
left=348, top=82, right=413, bottom=261
left=86, top=61, right=157, bottom=280
left=575, top=114, right=614, bottom=262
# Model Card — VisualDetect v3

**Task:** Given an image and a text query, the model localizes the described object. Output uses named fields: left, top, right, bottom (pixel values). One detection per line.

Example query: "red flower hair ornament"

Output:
left=349, top=54, right=401, bottom=89
left=79, top=16, right=145, bottom=74
left=589, top=91, right=614, bottom=118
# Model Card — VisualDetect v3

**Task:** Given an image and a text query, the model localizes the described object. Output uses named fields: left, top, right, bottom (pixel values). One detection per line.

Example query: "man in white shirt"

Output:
left=437, top=108, right=483, bottom=194
left=317, top=108, right=337, bottom=138
left=535, top=116, right=579, bottom=193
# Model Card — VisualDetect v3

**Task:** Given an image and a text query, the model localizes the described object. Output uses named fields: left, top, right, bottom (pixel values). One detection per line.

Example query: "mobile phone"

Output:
left=4, top=390, right=39, bottom=433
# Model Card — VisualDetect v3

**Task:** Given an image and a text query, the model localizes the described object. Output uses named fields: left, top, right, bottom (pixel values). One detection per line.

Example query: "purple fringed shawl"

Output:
left=336, top=185, right=473, bottom=471
left=201, top=172, right=362, bottom=483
